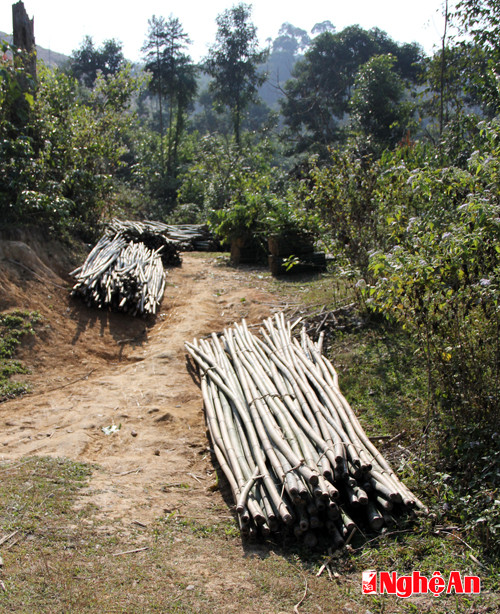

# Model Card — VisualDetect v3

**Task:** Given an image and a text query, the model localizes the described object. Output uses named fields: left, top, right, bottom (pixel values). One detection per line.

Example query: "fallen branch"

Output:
left=293, top=574, right=308, bottom=614
left=350, top=529, right=415, bottom=552
left=112, top=547, right=149, bottom=557
left=40, top=370, right=95, bottom=394
left=115, top=467, right=143, bottom=476
left=0, top=531, right=19, bottom=547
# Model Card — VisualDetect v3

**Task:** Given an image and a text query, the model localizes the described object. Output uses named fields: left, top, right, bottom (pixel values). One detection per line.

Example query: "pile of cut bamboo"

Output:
left=71, top=223, right=175, bottom=315
left=186, top=314, right=426, bottom=546
left=104, top=220, right=182, bottom=266
left=107, top=219, right=216, bottom=252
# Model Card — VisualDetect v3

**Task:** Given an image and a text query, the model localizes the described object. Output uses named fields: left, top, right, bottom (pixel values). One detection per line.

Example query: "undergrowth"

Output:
left=271, top=265, right=500, bottom=580
left=0, top=309, right=41, bottom=401
left=329, top=310, right=499, bottom=569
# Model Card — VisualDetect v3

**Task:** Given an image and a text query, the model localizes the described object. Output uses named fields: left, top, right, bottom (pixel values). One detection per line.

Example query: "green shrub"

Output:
left=306, top=149, right=380, bottom=273
left=367, top=198, right=499, bottom=438
left=0, top=310, right=41, bottom=401
left=307, top=119, right=500, bottom=557
left=364, top=122, right=500, bottom=557
left=1, top=60, right=142, bottom=236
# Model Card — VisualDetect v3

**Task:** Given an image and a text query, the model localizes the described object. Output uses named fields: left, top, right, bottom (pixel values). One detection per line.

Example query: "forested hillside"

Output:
left=0, top=30, right=67, bottom=66
left=1, top=0, right=499, bottom=566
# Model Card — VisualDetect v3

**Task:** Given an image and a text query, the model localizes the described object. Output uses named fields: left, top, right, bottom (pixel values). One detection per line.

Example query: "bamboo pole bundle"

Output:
left=71, top=231, right=167, bottom=316
left=106, top=219, right=216, bottom=252
left=185, top=314, right=427, bottom=547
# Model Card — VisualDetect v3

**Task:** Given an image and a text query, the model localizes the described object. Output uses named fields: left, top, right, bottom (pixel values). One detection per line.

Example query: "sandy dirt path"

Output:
left=0, top=250, right=280, bottom=526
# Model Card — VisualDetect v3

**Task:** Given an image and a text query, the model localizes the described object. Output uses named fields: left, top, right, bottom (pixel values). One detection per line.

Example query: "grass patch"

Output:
left=271, top=267, right=358, bottom=311
left=328, top=321, right=428, bottom=440
left=159, top=511, right=242, bottom=540
left=0, top=456, right=91, bottom=534
left=0, top=309, right=41, bottom=401
left=0, top=459, right=498, bottom=612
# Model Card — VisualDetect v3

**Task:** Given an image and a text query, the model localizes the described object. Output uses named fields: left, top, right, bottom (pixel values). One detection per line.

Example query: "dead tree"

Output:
left=12, top=0, right=36, bottom=80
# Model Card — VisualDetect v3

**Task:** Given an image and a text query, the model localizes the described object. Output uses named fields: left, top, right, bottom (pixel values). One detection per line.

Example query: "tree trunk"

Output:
left=156, top=45, right=165, bottom=176
left=12, top=0, right=36, bottom=80
left=234, top=98, right=241, bottom=147
left=173, top=103, right=183, bottom=171
left=439, top=0, right=449, bottom=137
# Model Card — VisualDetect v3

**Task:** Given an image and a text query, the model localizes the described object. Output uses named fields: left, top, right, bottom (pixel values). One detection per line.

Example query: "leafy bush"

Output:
left=211, top=170, right=321, bottom=258
left=306, top=149, right=380, bottom=272
left=0, top=43, right=35, bottom=130
left=307, top=119, right=500, bottom=557
left=176, top=133, right=320, bottom=251
left=366, top=120, right=500, bottom=435
left=368, top=198, right=499, bottom=437
left=176, top=133, right=270, bottom=215
left=365, top=122, right=500, bottom=557
left=0, top=310, right=41, bottom=401
left=1, top=59, right=142, bottom=237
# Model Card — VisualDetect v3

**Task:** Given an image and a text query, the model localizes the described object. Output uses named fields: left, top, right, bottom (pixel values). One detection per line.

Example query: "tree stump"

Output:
left=12, top=1, right=36, bottom=79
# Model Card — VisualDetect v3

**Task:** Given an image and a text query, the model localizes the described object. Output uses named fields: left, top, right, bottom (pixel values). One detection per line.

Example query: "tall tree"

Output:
left=280, top=26, right=422, bottom=156
left=142, top=16, right=168, bottom=171
left=273, top=23, right=310, bottom=56
left=205, top=3, right=268, bottom=145
left=142, top=16, right=197, bottom=176
left=311, top=21, right=335, bottom=36
left=453, top=0, right=500, bottom=113
left=260, top=23, right=310, bottom=108
left=422, top=41, right=495, bottom=136
left=69, top=36, right=125, bottom=87
left=454, top=0, right=500, bottom=53
left=349, top=54, right=411, bottom=152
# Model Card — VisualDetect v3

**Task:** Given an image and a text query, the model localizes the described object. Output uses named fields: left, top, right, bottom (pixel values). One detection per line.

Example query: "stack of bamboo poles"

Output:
left=71, top=232, right=167, bottom=316
left=186, top=314, right=426, bottom=546
left=104, top=220, right=182, bottom=266
left=107, top=219, right=216, bottom=252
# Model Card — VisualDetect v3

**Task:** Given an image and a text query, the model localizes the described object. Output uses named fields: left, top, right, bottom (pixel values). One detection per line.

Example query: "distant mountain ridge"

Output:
left=0, top=30, right=68, bottom=67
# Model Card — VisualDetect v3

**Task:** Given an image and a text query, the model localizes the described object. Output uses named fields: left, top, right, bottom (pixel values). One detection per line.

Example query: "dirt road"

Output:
left=0, top=247, right=279, bottom=526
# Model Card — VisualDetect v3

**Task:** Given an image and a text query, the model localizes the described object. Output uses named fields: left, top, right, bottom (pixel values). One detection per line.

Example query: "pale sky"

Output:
left=1, top=1, right=449, bottom=62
